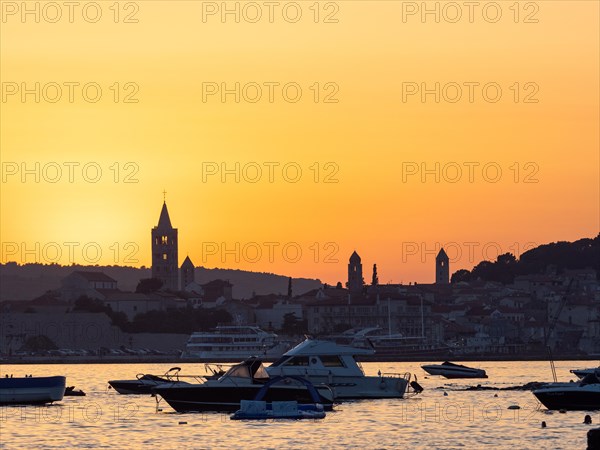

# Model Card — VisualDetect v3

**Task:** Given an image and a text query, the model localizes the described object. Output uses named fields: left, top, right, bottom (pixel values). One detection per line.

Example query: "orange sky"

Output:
left=1, top=1, right=598, bottom=285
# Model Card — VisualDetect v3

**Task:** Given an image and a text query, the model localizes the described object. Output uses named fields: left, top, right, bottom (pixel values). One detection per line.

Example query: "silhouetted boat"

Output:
left=571, top=366, right=600, bottom=379
left=533, top=370, right=600, bottom=411
left=0, top=376, right=66, bottom=405
left=153, top=357, right=334, bottom=412
left=109, top=367, right=190, bottom=395
left=422, top=361, right=487, bottom=379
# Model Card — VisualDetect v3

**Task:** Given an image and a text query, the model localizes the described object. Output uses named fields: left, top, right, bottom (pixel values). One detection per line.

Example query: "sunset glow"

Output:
left=1, top=1, right=598, bottom=284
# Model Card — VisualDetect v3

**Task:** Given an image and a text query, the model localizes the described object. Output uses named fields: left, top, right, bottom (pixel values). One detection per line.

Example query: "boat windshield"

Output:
left=253, top=364, right=269, bottom=380
left=270, top=356, right=290, bottom=367
left=356, top=360, right=365, bottom=375
left=224, top=364, right=251, bottom=379
left=222, top=359, right=270, bottom=381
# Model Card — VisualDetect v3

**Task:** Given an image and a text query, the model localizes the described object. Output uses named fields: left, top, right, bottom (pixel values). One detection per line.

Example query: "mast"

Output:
left=421, top=296, right=425, bottom=339
left=388, top=297, right=391, bottom=336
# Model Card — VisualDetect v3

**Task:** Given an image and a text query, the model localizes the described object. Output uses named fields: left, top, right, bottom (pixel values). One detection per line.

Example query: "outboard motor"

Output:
left=410, top=380, right=424, bottom=394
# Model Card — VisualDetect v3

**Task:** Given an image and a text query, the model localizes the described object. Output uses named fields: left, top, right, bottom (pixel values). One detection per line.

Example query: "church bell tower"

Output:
left=151, top=199, right=178, bottom=290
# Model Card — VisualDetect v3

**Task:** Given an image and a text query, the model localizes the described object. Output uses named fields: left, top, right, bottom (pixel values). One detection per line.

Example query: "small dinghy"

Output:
left=0, top=376, right=66, bottom=405
left=421, top=361, right=487, bottom=379
left=231, top=400, right=326, bottom=420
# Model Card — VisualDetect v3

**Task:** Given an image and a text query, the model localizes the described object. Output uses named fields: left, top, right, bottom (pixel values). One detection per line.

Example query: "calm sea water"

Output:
left=0, top=360, right=598, bottom=449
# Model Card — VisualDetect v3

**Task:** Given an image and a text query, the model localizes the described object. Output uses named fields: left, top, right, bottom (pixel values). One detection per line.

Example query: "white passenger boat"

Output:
left=266, top=339, right=416, bottom=399
left=421, top=361, right=487, bottom=379
left=181, top=326, right=290, bottom=361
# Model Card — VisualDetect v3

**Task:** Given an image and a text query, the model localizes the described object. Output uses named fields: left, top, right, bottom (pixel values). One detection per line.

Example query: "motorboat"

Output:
left=421, top=361, right=488, bottom=379
left=181, top=325, right=290, bottom=361
left=570, top=366, right=600, bottom=379
left=533, top=370, right=600, bottom=411
left=109, top=367, right=192, bottom=395
left=153, top=357, right=334, bottom=412
left=230, top=376, right=327, bottom=420
left=0, top=376, right=66, bottom=405
left=265, top=339, right=414, bottom=399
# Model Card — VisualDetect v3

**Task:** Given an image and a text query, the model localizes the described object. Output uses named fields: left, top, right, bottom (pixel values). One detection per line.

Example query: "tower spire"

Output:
left=152, top=198, right=178, bottom=291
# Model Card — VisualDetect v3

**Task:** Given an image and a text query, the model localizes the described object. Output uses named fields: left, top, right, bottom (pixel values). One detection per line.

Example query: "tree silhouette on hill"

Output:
left=451, top=235, right=599, bottom=284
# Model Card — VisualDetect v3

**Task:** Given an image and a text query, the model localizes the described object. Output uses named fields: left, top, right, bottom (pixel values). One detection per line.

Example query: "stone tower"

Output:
left=347, top=251, right=364, bottom=292
left=180, top=255, right=195, bottom=291
left=151, top=201, right=178, bottom=290
left=436, top=248, right=449, bottom=284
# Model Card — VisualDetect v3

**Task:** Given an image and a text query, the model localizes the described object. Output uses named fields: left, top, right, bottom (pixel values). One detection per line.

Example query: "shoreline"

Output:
left=2, top=354, right=598, bottom=365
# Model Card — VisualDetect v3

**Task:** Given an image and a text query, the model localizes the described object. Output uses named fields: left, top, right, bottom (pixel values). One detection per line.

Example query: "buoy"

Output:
left=443, top=392, right=448, bottom=396
left=541, top=421, right=547, bottom=428
left=494, top=394, right=498, bottom=397
left=178, top=421, right=187, bottom=425
left=584, top=415, right=592, bottom=425
left=559, top=409, right=566, bottom=414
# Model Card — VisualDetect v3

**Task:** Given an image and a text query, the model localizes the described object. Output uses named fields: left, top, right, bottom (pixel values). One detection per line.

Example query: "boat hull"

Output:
left=422, top=365, right=487, bottom=379
left=0, top=376, right=66, bottom=405
left=533, top=386, right=600, bottom=411
left=109, top=380, right=184, bottom=395
left=154, top=384, right=334, bottom=412
left=268, top=374, right=407, bottom=399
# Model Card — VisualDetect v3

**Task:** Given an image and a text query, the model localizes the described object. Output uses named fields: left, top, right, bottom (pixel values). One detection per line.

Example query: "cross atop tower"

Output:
left=162, top=189, right=167, bottom=202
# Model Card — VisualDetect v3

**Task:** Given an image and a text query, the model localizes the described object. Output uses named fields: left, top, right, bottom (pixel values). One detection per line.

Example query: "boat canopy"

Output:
left=221, top=357, right=269, bottom=381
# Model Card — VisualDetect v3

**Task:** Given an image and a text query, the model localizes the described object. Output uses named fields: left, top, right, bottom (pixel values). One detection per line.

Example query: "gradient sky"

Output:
left=1, top=1, right=598, bottom=285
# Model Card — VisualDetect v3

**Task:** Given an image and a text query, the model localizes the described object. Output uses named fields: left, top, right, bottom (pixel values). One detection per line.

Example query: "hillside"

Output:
left=0, top=262, right=322, bottom=301
left=451, top=234, right=599, bottom=284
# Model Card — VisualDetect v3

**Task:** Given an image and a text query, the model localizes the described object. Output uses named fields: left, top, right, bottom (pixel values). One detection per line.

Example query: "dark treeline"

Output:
left=73, top=296, right=232, bottom=334
left=451, top=235, right=599, bottom=284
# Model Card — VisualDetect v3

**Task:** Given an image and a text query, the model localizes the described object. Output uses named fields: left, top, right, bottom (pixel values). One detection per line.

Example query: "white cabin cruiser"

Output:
left=266, top=339, right=415, bottom=399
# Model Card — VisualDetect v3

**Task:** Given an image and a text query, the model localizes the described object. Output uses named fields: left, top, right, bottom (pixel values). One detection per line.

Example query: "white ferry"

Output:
left=181, top=326, right=290, bottom=361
